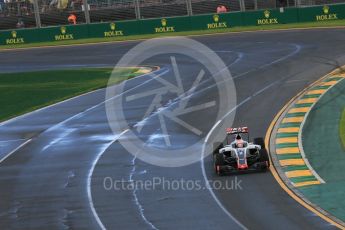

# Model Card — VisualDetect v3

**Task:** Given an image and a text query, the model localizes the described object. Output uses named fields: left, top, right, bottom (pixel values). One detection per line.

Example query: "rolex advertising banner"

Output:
left=0, top=28, right=40, bottom=45
left=1, top=3, right=345, bottom=46
left=139, top=16, right=191, bottom=34
left=298, top=4, right=345, bottom=22
left=39, top=24, right=89, bottom=42
left=242, top=8, right=298, bottom=26
left=88, top=20, right=140, bottom=38
left=190, top=12, right=243, bottom=31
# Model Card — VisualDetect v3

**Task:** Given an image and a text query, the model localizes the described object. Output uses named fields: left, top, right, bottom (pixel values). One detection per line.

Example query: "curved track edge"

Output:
left=265, top=66, right=345, bottom=230
left=0, top=66, right=157, bottom=127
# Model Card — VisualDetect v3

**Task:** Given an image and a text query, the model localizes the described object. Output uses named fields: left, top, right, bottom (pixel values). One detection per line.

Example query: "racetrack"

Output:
left=1, top=28, right=345, bottom=229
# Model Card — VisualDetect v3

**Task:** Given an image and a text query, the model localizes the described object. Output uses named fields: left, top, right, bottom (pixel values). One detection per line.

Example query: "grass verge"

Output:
left=0, top=67, right=140, bottom=122
left=340, top=108, right=345, bottom=150
left=1, top=19, right=345, bottom=50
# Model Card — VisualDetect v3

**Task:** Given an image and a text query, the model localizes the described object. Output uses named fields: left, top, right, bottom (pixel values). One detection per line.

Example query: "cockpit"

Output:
left=231, top=141, right=248, bottom=148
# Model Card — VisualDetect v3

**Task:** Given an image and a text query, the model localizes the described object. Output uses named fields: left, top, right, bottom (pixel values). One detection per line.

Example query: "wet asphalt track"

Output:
left=1, top=28, right=345, bottom=230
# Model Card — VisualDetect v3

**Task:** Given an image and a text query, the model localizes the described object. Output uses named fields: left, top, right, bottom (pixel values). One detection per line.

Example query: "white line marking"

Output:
left=201, top=143, right=247, bottom=229
left=41, top=128, right=75, bottom=152
left=87, top=129, right=129, bottom=230
left=0, top=139, right=32, bottom=164
left=204, top=120, right=222, bottom=143
left=86, top=69, right=171, bottom=230
left=179, top=69, right=205, bottom=110
left=220, top=97, right=251, bottom=121
left=170, top=56, right=184, bottom=95
left=200, top=79, right=281, bottom=229
left=158, top=112, right=171, bottom=146
left=252, top=81, right=278, bottom=97
left=233, top=44, right=301, bottom=79
left=171, top=44, right=300, bottom=107
left=0, top=138, right=27, bottom=143
left=201, top=102, right=248, bottom=230
left=129, top=153, right=158, bottom=230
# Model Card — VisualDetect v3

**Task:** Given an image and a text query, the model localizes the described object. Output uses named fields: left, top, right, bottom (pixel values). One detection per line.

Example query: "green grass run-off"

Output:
left=0, top=67, right=139, bottom=122
left=340, top=108, right=345, bottom=149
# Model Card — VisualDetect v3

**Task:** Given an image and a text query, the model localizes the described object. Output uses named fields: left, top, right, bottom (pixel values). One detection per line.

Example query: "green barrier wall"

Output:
left=40, top=24, right=89, bottom=42
left=243, top=8, right=299, bottom=25
left=0, top=28, right=40, bottom=45
left=88, top=20, right=140, bottom=38
left=0, top=3, right=344, bottom=46
left=139, top=16, right=191, bottom=34
left=190, top=12, right=243, bottom=31
left=298, top=4, right=345, bottom=22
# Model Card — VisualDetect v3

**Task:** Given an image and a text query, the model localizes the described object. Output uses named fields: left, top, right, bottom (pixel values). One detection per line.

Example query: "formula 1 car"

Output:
left=213, top=127, right=270, bottom=176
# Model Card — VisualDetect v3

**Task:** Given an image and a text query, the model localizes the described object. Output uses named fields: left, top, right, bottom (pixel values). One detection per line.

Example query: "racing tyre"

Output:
left=259, top=148, right=270, bottom=170
left=253, top=137, right=265, bottom=149
left=213, top=142, right=224, bottom=156
left=213, top=153, right=225, bottom=176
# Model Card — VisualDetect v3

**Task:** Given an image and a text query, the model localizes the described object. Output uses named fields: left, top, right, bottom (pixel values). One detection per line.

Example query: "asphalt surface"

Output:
left=1, top=28, right=345, bottom=230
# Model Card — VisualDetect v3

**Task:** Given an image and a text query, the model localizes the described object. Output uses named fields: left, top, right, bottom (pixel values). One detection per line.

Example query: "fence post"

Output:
left=254, top=0, right=258, bottom=10
left=82, top=0, right=90, bottom=23
left=33, top=0, right=41, bottom=28
left=134, top=0, right=141, bottom=20
left=239, top=0, right=245, bottom=12
left=186, top=0, right=193, bottom=16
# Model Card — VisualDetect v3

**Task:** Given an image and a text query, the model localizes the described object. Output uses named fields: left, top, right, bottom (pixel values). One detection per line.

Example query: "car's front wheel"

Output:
left=213, top=153, right=225, bottom=176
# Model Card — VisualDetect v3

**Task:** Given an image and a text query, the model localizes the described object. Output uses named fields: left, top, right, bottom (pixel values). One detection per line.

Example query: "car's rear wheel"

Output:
left=259, top=148, right=270, bottom=170
left=253, top=137, right=270, bottom=170
left=253, top=137, right=265, bottom=149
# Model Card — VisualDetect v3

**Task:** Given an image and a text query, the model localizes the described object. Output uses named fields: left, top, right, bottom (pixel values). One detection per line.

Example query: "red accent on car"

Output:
left=237, top=163, right=248, bottom=170
left=226, top=127, right=249, bottom=134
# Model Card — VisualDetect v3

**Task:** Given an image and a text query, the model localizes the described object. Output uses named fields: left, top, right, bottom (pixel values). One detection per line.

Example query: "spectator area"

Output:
left=1, top=0, right=345, bottom=30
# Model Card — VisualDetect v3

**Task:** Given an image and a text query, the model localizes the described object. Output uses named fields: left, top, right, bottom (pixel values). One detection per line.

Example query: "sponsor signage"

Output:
left=155, top=19, right=175, bottom=33
left=207, top=15, right=228, bottom=29
left=6, top=31, right=25, bottom=45
left=54, top=26, right=74, bottom=41
left=316, top=5, right=338, bottom=21
left=104, top=23, right=124, bottom=37
left=257, top=10, right=279, bottom=25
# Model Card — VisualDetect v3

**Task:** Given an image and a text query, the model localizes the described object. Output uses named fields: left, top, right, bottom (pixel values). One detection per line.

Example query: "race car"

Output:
left=213, top=127, right=270, bottom=176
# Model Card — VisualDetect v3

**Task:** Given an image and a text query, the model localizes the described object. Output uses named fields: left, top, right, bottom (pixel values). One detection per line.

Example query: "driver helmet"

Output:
left=235, top=134, right=244, bottom=148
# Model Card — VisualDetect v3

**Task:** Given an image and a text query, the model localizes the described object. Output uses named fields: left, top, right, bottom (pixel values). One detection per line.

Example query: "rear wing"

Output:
left=226, top=127, right=250, bottom=143
left=226, top=127, right=249, bottom=135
